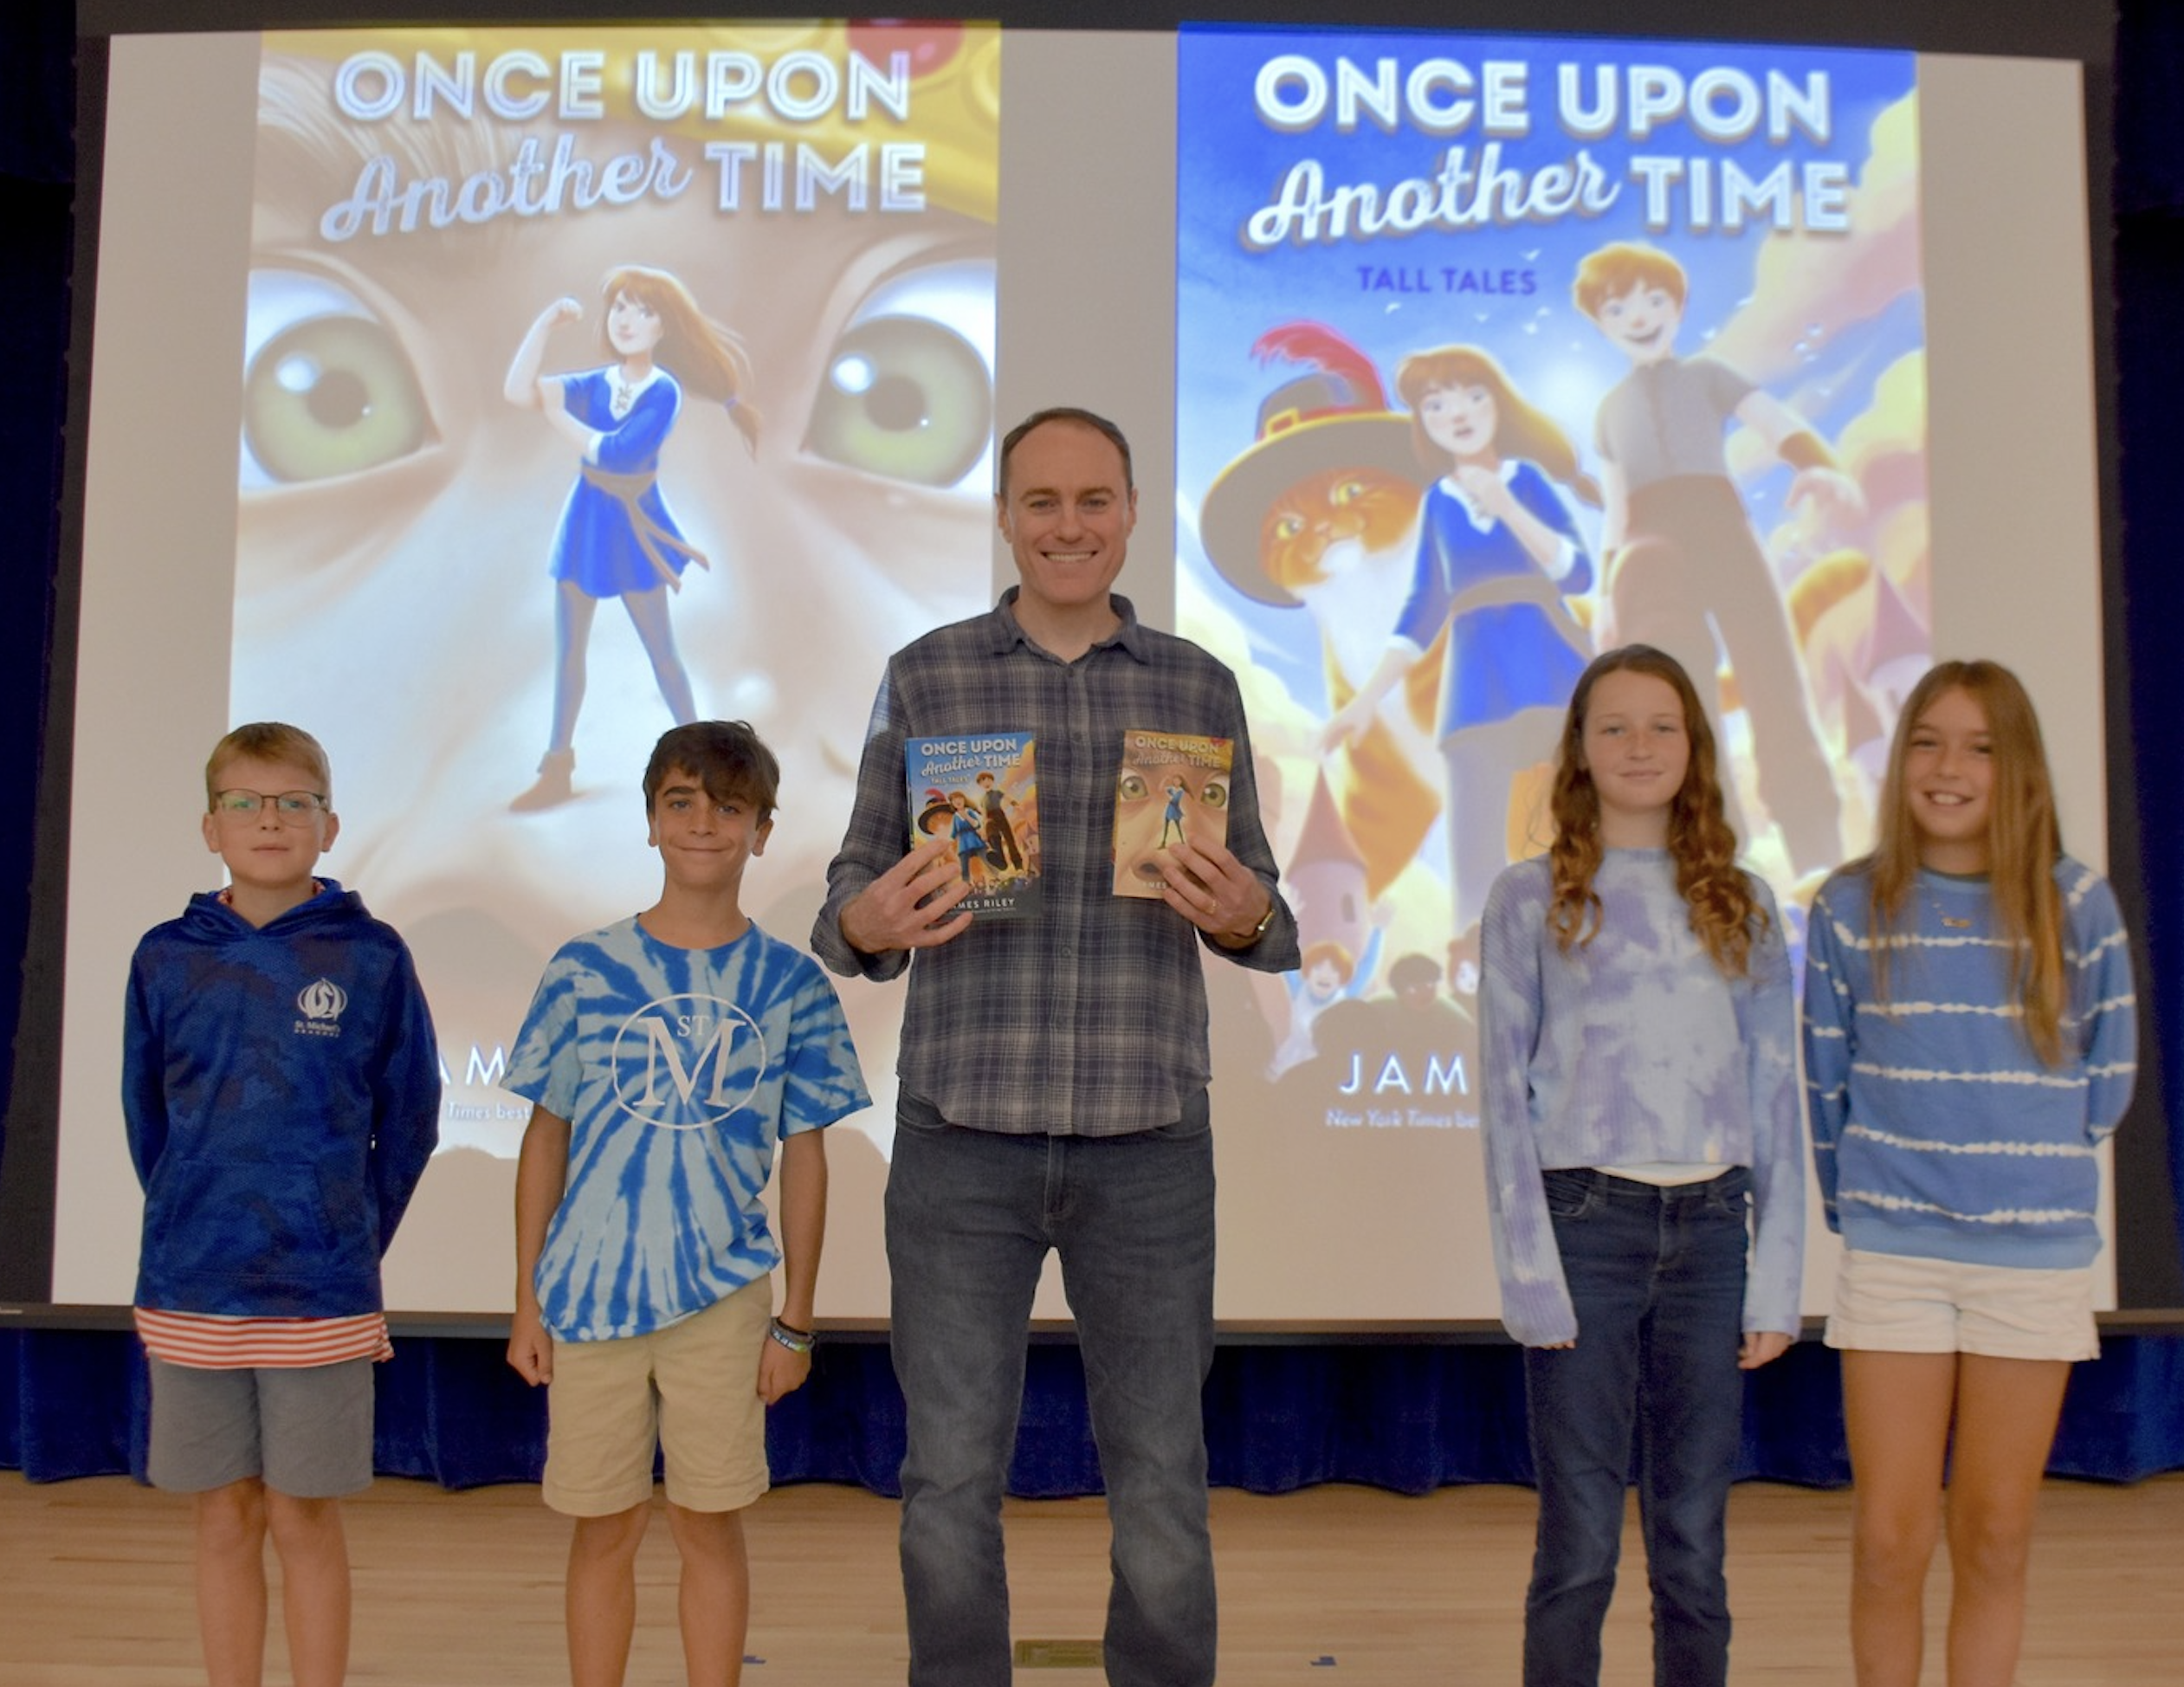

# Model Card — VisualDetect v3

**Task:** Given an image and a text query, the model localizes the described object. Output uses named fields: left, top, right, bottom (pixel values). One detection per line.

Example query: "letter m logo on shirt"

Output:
left=610, top=993, right=766, bottom=1131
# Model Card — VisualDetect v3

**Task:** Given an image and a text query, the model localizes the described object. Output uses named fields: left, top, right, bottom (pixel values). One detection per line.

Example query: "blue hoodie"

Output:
left=124, top=880, right=441, bottom=1317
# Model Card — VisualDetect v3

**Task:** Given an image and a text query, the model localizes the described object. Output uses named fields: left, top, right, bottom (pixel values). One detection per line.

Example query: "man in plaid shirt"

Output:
left=814, top=407, right=1299, bottom=1687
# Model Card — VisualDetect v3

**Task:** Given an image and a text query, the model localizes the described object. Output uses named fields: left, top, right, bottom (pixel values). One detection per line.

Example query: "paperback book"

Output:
left=907, top=732, right=1040, bottom=919
left=1113, top=728, right=1233, bottom=898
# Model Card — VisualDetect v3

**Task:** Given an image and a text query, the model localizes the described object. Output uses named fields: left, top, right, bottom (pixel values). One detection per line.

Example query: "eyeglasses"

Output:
left=211, top=789, right=329, bottom=824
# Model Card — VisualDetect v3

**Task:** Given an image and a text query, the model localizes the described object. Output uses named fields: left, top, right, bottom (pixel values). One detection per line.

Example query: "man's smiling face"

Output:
left=994, top=418, right=1137, bottom=624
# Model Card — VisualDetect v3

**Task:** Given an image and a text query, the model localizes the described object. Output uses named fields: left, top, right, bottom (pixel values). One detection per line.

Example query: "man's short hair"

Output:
left=997, top=407, right=1134, bottom=497
left=204, top=722, right=332, bottom=808
left=644, top=721, right=780, bottom=819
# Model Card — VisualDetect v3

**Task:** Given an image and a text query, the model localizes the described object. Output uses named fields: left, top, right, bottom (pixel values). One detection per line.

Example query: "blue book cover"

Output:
left=906, top=731, right=1039, bottom=919
left=1176, top=26, right=1927, bottom=1081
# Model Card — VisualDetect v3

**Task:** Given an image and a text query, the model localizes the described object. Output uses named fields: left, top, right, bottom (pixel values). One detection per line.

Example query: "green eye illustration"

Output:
left=809, top=316, right=990, bottom=488
left=244, top=313, right=432, bottom=484
left=804, top=257, right=993, bottom=490
left=239, top=269, right=433, bottom=488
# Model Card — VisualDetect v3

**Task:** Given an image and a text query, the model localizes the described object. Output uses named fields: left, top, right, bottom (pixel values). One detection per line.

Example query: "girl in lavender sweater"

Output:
left=1480, top=644, right=1802, bottom=1687
left=1803, top=660, right=2135, bottom=1687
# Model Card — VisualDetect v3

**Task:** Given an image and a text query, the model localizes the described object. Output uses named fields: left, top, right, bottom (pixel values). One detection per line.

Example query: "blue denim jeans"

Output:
left=886, top=1092, right=1218, bottom=1687
left=1522, top=1167, right=1750, bottom=1687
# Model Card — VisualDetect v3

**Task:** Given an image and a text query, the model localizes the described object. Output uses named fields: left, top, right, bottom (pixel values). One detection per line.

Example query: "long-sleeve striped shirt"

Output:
left=811, top=591, right=1299, bottom=1134
left=1801, top=857, right=2136, bottom=1270
left=1480, top=850, right=1804, bottom=1347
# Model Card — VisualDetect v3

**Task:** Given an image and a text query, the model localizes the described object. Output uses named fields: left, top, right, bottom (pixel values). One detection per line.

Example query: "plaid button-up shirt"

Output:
left=813, top=591, right=1299, bottom=1134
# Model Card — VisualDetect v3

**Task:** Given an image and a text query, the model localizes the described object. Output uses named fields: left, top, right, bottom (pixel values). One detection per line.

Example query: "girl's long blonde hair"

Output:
left=1547, top=645, right=1766, bottom=976
left=1863, top=660, right=2067, bottom=1064
left=600, top=265, right=761, bottom=456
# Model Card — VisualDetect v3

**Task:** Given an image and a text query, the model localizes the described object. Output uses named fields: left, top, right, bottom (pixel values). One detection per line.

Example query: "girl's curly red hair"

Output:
left=1546, top=644, right=1767, bottom=976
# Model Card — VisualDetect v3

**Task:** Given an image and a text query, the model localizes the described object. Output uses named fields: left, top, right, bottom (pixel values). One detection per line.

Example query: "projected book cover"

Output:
left=1112, top=729, right=1233, bottom=897
left=1177, top=29, right=1928, bottom=1121
left=227, top=25, right=998, bottom=1203
left=906, top=731, right=1039, bottom=919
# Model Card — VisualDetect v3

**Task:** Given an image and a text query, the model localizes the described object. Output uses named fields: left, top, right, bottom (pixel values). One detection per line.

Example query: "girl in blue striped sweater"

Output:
left=1803, top=659, right=2136, bottom=1687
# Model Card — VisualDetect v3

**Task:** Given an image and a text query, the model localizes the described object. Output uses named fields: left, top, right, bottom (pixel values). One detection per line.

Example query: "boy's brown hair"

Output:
left=644, top=721, right=780, bottom=820
left=204, top=722, right=332, bottom=808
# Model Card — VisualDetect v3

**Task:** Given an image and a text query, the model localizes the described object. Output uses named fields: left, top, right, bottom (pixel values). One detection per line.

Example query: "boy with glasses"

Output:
left=125, top=721, right=441, bottom=1687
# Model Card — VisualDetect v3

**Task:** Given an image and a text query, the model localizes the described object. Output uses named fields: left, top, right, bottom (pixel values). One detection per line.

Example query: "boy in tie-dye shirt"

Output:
left=504, top=721, right=868, bottom=1687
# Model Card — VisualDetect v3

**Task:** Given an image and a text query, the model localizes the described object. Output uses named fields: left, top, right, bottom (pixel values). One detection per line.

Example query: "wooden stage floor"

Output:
left=4, top=1470, right=2177, bottom=1683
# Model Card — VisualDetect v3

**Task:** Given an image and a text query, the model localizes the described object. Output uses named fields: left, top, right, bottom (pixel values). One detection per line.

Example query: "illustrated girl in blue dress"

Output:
left=1322, top=346, right=1598, bottom=953
left=1160, top=778, right=1188, bottom=847
left=947, top=792, right=991, bottom=885
left=504, top=265, right=760, bottom=811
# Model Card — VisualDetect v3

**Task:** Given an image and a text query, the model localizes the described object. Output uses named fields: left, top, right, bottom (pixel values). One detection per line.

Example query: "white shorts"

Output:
left=1824, top=1248, right=2098, bottom=1363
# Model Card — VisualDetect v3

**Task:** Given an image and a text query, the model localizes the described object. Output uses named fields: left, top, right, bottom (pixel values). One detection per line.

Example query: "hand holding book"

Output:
left=1155, top=832, right=1276, bottom=948
left=838, top=838, right=974, bottom=957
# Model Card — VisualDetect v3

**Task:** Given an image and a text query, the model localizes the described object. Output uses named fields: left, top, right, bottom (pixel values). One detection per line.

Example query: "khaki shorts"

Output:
left=543, top=1277, right=772, bottom=1516
left=1824, top=1248, right=2099, bottom=1362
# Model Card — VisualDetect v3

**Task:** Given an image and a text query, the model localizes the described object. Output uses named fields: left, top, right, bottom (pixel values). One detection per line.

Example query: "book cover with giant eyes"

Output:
left=1112, top=730, right=1233, bottom=898
left=228, top=21, right=999, bottom=1167
left=906, top=731, right=1040, bottom=919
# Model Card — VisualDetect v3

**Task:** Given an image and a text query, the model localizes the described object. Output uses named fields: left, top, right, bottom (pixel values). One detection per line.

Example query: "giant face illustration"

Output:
left=1112, top=753, right=1231, bottom=894
left=231, top=29, right=1000, bottom=1153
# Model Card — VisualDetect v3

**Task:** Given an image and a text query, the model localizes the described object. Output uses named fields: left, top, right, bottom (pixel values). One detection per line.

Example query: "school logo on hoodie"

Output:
left=295, top=977, right=348, bottom=1037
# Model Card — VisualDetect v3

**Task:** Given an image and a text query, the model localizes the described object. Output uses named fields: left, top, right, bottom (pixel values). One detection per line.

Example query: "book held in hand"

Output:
left=1113, top=729, right=1233, bottom=898
left=906, top=732, right=1040, bottom=920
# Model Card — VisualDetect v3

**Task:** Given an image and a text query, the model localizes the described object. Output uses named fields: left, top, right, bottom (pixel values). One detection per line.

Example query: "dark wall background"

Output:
left=0, top=1, right=78, bottom=1300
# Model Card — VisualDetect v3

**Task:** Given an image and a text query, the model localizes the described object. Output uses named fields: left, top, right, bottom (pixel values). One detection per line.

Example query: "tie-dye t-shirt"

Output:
left=506, top=917, right=869, bottom=1341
